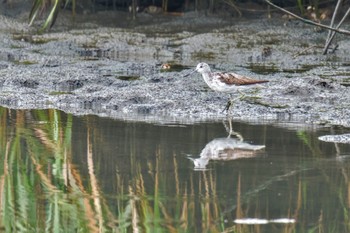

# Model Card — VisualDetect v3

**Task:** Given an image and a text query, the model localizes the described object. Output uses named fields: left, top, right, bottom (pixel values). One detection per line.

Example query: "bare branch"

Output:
left=264, top=0, right=350, bottom=36
left=325, top=0, right=342, bottom=42
left=323, top=6, right=350, bottom=54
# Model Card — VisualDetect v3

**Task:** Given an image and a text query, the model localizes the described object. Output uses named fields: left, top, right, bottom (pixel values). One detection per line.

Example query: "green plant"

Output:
left=29, top=0, right=75, bottom=31
left=297, top=0, right=304, bottom=15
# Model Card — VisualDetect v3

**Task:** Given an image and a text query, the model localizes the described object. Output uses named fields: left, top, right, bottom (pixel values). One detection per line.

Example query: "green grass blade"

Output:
left=40, top=0, right=60, bottom=31
left=28, top=0, right=43, bottom=26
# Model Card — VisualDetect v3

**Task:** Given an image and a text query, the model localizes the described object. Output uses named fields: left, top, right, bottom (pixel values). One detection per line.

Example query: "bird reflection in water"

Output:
left=188, top=117, right=266, bottom=170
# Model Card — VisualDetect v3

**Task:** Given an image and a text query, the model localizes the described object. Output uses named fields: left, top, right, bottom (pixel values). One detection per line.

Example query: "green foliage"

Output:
left=29, top=0, right=74, bottom=31
left=297, top=0, right=304, bottom=15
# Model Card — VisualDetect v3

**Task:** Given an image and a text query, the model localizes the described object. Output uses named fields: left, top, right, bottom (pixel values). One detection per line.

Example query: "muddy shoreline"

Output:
left=1, top=10, right=350, bottom=126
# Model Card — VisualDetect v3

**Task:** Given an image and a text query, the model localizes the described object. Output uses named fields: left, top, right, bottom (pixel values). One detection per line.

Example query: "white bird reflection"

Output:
left=188, top=118, right=266, bottom=170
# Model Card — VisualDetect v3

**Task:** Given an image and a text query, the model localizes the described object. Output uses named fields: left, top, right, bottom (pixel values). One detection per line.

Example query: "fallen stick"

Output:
left=292, top=44, right=338, bottom=58
left=292, top=45, right=321, bottom=58
left=264, top=0, right=350, bottom=36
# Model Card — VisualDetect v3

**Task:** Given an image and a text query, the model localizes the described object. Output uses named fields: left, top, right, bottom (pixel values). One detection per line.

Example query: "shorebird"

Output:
left=188, top=137, right=265, bottom=170
left=185, top=63, right=269, bottom=112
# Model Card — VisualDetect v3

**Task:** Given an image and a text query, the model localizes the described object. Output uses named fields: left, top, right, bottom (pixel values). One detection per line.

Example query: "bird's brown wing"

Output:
left=216, top=72, right=268, bottom=86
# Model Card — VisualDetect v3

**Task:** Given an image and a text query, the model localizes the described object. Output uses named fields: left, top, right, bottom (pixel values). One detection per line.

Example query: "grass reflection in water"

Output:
left=1, top=107, right=350, bottom=232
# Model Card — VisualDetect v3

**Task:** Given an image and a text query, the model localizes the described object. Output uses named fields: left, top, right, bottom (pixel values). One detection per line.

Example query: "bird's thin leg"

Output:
left=224, top=115, right=244, bottom=140
left=230, top=130, right=244, bottom=141
left=222, top=94, right=234, bottom=113
left=222, top=99, right=232, bottom=113
left=227, top=114, right=233, bottom=137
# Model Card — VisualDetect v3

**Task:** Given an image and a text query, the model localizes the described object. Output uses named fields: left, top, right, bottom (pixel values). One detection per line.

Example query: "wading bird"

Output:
left=185, top=63, right=269, bottom=112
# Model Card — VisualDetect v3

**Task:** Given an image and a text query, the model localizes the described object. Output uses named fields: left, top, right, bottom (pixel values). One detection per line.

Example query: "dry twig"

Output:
left=264, top=0, right=350, bottom=36
left=323, top=5, right=350, bottom=54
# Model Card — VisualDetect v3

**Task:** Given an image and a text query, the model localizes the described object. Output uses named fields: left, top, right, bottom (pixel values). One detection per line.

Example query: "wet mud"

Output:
left=1, top=10, right=350, bottom=126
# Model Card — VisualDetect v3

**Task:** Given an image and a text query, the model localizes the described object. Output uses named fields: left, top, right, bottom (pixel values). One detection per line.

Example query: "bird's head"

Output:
left=183, top=62, right=211, bottom=77
left=195, top=62, right=211, bottom=74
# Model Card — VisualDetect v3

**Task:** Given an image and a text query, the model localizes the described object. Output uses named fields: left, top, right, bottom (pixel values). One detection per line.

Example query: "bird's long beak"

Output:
left=183, top=69, right=196, bottom=77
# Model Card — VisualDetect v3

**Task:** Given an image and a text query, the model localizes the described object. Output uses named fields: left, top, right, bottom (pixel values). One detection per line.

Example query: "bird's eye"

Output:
left=199, top=65, right=203, bottom=68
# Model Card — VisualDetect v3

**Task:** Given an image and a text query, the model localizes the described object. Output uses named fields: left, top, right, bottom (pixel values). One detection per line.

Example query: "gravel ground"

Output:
left=1, top=9, right=350, bottom=126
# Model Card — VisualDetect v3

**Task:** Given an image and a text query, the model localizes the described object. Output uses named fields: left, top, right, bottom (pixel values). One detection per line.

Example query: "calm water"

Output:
left=1, top=107, right=350, bottom=232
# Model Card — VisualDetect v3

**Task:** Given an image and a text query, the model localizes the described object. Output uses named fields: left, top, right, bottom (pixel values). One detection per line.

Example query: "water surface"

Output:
left=0, top=107, right=350, bottom=232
